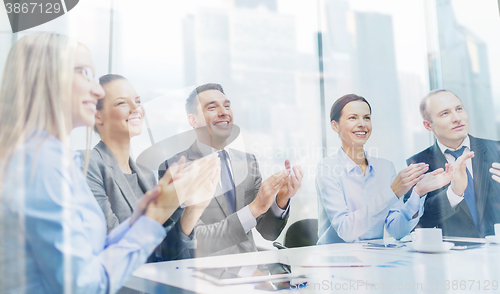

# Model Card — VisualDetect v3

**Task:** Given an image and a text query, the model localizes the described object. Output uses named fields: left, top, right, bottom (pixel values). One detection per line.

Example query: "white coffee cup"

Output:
left=494, top=224, right=500, bottom=236
left=411, top=228, right=443, bottom=248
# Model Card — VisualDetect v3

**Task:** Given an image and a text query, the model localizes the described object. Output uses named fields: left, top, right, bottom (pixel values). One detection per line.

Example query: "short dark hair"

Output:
left=185, top=83, right=225, bottom=115
left=420, top=89, right=460, bottom=121
left=330, top=94, right=371, bottom=122
left=97, top=74, right=126, bottom=111
left=94, top=74, right=127, bottom=133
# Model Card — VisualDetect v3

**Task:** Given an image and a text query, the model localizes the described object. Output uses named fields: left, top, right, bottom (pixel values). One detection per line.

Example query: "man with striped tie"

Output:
left=159, top=83, right=303, bottom=257
left=404, top=89, right=500, bottom=237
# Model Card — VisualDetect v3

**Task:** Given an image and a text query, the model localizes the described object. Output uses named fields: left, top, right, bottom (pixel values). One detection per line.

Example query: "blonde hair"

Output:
left=0, top=33, right=91, bottom=192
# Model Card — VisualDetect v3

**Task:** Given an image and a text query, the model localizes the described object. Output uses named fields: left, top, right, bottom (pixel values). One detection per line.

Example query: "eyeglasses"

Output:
left=74, top=66, right=95, bottom=82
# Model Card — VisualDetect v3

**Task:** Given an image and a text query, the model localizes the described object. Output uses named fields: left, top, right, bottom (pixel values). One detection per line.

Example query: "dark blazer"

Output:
left=85, top=141, right=194, bottom=260
left=159, top=142, right=288, bottom=257
left=404, top=135, right=500, bottom=237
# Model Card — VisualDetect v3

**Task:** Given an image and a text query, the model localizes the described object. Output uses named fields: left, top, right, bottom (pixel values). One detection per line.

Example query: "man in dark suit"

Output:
left=159, top=83, right=303, bottom=257
left=405, top=89, right=500, bottom=237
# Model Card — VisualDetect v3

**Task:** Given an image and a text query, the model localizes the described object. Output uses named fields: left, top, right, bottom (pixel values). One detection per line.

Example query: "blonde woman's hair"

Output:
left=0, top=33, right=90, bottom=191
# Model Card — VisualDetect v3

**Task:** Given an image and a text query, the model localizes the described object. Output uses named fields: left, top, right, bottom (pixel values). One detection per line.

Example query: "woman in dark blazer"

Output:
left=86, top=74, right=213, bottom=260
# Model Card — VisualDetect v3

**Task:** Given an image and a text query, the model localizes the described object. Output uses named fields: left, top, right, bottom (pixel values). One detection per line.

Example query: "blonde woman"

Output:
left=0, top=33, right=219, bottom=293
left=87, top=74, right=210, bottom=260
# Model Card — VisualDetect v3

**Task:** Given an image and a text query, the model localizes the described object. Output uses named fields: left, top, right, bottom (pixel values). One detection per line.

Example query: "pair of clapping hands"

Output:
left=391, top=152, right=477, bottom=199
left=249, top=160, right=304, bottom=218
left=130, top=153, right=221, bottom=226
left=130, top=155, right=304, bottom=226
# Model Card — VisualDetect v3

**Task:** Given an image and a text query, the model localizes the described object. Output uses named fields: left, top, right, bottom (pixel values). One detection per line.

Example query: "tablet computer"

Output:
left=192, top=263, right=305, bottom=286
left=449, top=241, right=485, bottom=250
left=443, top=237, right=486, bottom=250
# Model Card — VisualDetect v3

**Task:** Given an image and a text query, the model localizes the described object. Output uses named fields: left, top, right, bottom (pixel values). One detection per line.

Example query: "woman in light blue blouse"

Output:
left=316, top=94, right=453, bottom=243
left=0, top=33, right=219, bottom=293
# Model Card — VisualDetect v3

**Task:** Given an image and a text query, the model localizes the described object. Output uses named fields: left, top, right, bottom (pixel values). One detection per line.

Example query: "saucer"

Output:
left=485, top=236, right=500, bottom=244
left=407, top=242, right=455, bottom=253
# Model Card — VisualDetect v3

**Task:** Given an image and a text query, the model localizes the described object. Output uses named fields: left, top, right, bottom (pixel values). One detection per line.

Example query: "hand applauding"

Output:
left=490, top=162, right=500, bottom=183
left=450, top=151, right=474, bottom=196
left=130, top=153, right=220, bottom=226
left=276, top=160, right=304, bottom=209
left=391, top=163, right=429, bottom=198
left=414, top=163, right=453, bottom=197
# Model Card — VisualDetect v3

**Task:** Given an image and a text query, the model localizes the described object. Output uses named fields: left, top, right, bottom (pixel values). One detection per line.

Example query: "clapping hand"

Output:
left=249, top=169, right=289, bottom=218
left=450, top=151, right=474, bottom=196
left=414, top=163, right=453, bottom=197
left=130, top=186, right=162, bottom=226
left=171, top=154, right=220, bottom=236
left=490, top=162, right=500, bottom=183
left=132, top=160, right=186, bottom=225
left=168, top=153, right=221, bottom=206
left=276, top=160, right=303, bottom=209
left=130, top=154, right=220, bottom=226
left=391, top=163, right=429, bottom=198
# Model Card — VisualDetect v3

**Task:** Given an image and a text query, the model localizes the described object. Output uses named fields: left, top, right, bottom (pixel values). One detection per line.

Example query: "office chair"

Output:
left=283, top=218, right=320, bottom=248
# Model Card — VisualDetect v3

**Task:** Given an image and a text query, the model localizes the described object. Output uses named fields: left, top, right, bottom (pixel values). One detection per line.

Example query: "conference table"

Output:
left=124, top=238, right=500, bottom=293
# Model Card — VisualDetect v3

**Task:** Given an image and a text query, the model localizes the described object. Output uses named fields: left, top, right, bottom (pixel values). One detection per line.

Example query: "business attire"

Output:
left=159, top=141, right=289, bottom=257
left=86, top=141, right=194, bottom=260
left=316, top=149, right=425, bottom=244
left=405, top=135, right=500, bottom=237
left=0, top=133, right=165, bottom=294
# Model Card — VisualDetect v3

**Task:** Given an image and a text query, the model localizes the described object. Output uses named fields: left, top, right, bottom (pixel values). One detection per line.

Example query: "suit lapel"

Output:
left=96, top=141, right=139, bottom=209
left=188, top=142, right=232, bottom=216
left=470, top=136, right=491, bottom=225
left=130, top=158, right=155, bottom=192
left=214, top=188, right=231, bottom=216
left=186, top=142, right=204, bottom=163
left=429, top=142, right=447, bottom=170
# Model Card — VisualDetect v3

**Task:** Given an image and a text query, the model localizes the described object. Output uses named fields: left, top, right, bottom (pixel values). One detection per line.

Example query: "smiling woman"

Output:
left=0, top=33, right=219, bottom=293
left=85, top=74, right=211, bottom=261
left=315, top=94, right=455, bottom=243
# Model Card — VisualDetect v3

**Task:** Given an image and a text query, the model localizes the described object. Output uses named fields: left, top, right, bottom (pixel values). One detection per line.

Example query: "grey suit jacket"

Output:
left=159, top=142, right=288, bottom=257
left=85, top=141, right=195, bottom=260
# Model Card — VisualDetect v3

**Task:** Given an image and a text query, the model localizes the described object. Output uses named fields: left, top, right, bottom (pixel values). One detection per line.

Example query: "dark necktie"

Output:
left=445, top=146, right=479, bottom=228
left=218, top=150, right=236, bottom=213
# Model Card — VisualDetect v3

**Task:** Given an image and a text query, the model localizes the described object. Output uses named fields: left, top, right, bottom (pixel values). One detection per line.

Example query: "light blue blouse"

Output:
left=316, top=149, right=426, bottom=244
left=0, top=133, right=166, bottom=294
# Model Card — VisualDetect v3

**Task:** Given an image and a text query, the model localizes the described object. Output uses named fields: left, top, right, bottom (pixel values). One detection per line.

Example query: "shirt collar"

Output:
left=338, top=148, right=374, bottom=174
left=437, top=135, right=470, bottom=155
left=196, top=140, right=231, bottom=159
